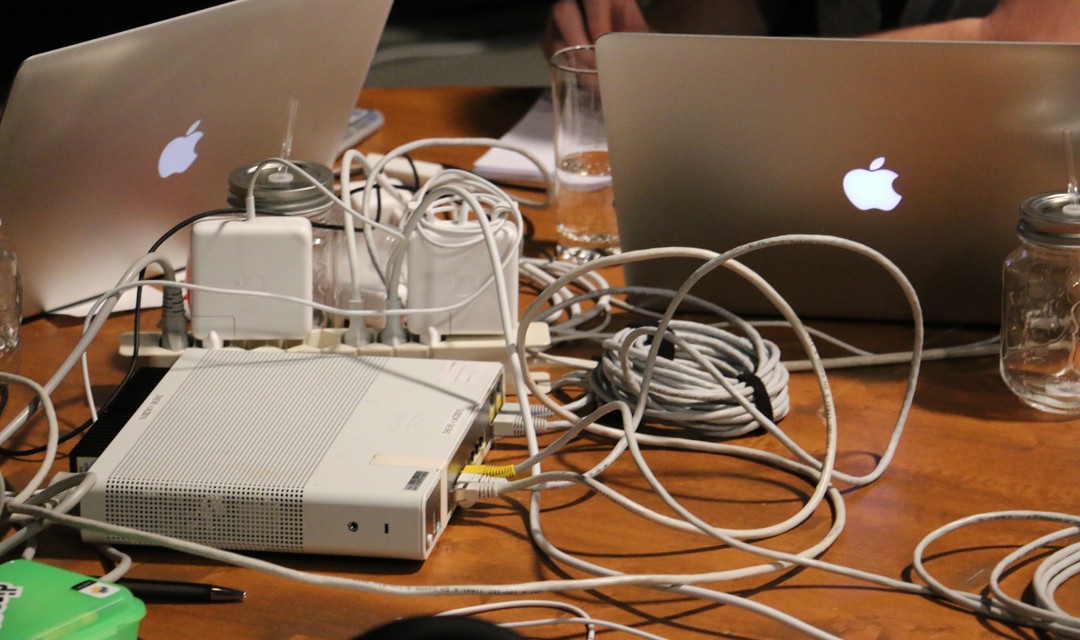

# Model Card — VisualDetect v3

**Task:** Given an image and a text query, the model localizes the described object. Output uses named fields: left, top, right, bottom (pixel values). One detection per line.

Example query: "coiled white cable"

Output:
left=6, top=141, right=1071, bottom=640
left=591, top=319, right=790, bottom=437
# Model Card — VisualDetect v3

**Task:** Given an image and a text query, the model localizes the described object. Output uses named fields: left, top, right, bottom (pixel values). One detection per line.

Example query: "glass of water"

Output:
left=550, top=45, right=620, bottom=263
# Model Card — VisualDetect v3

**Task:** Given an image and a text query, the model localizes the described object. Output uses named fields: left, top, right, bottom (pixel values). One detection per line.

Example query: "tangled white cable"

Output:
left=913, top=510, right=1080, bottom=638
left=591, top=319, right=790, bottom=437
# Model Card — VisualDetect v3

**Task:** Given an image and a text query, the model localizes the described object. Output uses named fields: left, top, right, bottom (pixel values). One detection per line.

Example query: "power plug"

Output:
left=405, top=219, right=520, bottom=339
left=189, top=216, right=313, bottom=341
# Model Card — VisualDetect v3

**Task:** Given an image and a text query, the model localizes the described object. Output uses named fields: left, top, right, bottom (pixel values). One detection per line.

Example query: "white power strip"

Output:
left=119, top=322, right=552, bottom=392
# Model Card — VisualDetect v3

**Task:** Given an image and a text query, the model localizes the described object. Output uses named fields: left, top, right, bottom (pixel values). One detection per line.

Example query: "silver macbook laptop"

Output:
left=596, top=33, right=1080, bottom=325
left=0, top=0, right=392, bottom=317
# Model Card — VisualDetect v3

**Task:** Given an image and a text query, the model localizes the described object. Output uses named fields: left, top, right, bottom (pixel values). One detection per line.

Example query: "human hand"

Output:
left=541, top=0, right=652, bottom=60
left=873, top=0, right=1080, bottom=42
left=980, top=0, right=1080, bottom=42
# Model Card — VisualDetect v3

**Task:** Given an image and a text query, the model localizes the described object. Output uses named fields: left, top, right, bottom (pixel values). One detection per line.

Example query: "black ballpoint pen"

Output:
left=115, top=577, right=246, bottom=604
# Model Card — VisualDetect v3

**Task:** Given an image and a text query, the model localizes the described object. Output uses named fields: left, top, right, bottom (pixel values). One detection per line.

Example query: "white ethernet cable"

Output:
left=4, top=173, right=1074, bottom=639
left=521, top=270, right=997, bottom=373
left=8, top=187, right=857, bottom=640
left=519, top=257, right=614, bottom=343
left=495, top=237, right=1075, bottom=639
left=504, top=237, right=923, bottom=629
left=517, top=237, right=920, bottom=485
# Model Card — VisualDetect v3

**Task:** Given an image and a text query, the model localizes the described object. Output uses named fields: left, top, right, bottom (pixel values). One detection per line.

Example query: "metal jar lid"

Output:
left=1018, top=191, right=1080, bottom=248
left=227, top=160, right=334, bottom=215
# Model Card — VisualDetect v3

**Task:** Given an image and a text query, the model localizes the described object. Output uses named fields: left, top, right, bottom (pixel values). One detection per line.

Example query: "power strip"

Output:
left=119, top=323, right=552, bottom=392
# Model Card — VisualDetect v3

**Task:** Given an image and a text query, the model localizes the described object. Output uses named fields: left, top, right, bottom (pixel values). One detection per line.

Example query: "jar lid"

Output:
left=227, top=160, right=334, bottom=214
left=1018, top=191, right=1080, bottom=248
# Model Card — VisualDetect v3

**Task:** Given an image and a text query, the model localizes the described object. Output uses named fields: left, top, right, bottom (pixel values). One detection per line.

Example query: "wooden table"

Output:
left=3, top=87, right=1077, bottom=640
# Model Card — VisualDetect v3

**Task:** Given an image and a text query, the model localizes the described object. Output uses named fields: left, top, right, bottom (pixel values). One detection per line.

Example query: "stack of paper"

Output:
left=472, top=92, right=555, bottom=185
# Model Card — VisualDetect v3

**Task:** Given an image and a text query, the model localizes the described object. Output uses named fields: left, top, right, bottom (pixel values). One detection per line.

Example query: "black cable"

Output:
left=348, top=183, right=387, bottom=226
left=0, top=208, right=246, bottom=458
left=440, top=160, right=549, bottom=194
left=354, top=617, right=524, bottom=640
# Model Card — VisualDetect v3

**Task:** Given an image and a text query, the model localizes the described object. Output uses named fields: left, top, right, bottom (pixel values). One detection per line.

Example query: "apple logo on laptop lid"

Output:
left=158, top=120, right=204, bottom=178
left=843, top=156, right=902, bottom=212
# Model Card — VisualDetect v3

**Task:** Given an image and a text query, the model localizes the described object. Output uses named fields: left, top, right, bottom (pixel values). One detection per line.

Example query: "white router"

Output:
left=80, top=348, right=502, bottom=560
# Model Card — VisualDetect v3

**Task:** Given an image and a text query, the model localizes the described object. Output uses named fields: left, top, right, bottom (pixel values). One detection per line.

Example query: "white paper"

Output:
left=472, top=92, right=555, bottom=185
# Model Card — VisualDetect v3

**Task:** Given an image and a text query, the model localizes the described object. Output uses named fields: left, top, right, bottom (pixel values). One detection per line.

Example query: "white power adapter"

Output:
left=406, top=219, right=519, bottom=339
left=190, top=216, right=313, bottom=341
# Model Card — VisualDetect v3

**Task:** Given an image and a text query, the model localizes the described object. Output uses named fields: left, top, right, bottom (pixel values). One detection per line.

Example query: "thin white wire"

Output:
left=1, top=155, right=1063, bottom=639
left=912, top=510, right=1080, bottom=637
left=438, top=600, right=599, bottom=640
left=526, top=277, right=995, bottom=371
left=504, top=617, right=672, bottom=640
left=510, top=237, right=925, bottom=631
left=378, top=179, right=522, bottom=346
left=338, top=149, right=414, bottom=307
left=97, top=545, right=133, bottom=583
left=245, top=157, right=406, bottom=239
left=355, top=138, right=551, bottom=292
left=0, top=374, right=56, bottom=503
left=0, top=252, right=174, bottom=445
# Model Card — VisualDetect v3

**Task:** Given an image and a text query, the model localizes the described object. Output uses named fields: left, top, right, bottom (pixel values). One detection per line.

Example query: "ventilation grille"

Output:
left=104, top=478, right=303, bottom=551
left=102, top=350, right=387, bottom=550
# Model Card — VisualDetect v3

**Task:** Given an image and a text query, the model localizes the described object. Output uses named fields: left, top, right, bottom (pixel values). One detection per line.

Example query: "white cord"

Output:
left=912, top=511, right=1080, bottom=636
left=592, top=319, right=790, bottom=437
left=5, top=144, right=1070, bottom=640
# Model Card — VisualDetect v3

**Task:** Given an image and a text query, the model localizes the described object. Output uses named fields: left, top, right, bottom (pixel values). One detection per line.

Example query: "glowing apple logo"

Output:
left=842, top=157, right=902, bottom=212
left=157, top=120, right=204, bottom=178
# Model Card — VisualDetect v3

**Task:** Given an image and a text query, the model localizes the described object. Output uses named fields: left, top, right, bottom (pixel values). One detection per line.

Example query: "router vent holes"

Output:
left=104, top=478, right=304, bottom=551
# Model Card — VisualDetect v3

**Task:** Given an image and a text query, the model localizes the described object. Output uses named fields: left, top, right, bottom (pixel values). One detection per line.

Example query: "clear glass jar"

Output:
left=1000, top=191, right=1080, bottom=414
left=228, top=161, right=345, bottom=328
left=0, top=227, right=21, bottom=398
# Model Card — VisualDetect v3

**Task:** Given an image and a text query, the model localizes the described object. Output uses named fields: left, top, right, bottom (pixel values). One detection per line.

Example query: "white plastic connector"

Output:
left=493, top=404, right=554, bottom=439
left=365, top=152, right=443, bottom=187
left=189, top=216, right=313, bottom=341
left=451, top=473, right=507, bottom=508
left=406, top=218, right=520, bottom=338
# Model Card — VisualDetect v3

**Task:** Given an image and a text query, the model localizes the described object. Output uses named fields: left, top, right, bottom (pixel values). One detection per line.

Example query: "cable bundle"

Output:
left=591, top=319, right=790, bottom=437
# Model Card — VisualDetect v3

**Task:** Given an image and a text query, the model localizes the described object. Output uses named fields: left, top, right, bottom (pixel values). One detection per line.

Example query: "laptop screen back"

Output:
left=597, top=33, right=1080, bottom=325
left=0, top=0, right=392, bottom=317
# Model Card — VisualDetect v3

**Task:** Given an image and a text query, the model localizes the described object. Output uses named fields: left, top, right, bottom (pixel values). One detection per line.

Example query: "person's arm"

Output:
left=643, top=0, right=767, bottom=36
left=540, top=0, right=768, bottom=59
left=873, top=0, right=1080, bottom=42
left=541, top=0, right=652, bottom=59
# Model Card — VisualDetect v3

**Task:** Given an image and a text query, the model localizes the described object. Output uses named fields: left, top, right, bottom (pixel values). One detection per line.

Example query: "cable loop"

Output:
left=591, top=319, right=790, bottom=437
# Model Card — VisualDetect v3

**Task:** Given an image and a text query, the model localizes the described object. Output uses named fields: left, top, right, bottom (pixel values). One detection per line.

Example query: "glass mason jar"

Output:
left=0, top=227, right=20, bottom=414
left=1000, top=191, right=1080, bottom=414
left=228, top=161, right=345, bottom=328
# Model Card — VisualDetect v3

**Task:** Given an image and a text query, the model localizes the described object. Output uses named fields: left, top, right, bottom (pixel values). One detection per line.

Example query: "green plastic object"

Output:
left=0, top=559, right=145, bottom=639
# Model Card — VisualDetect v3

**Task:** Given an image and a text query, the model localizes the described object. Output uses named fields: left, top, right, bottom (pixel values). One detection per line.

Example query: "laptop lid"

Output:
left=596, top=33, right=1080, bottom=325
left=0, top=0, right=392, bottom=317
